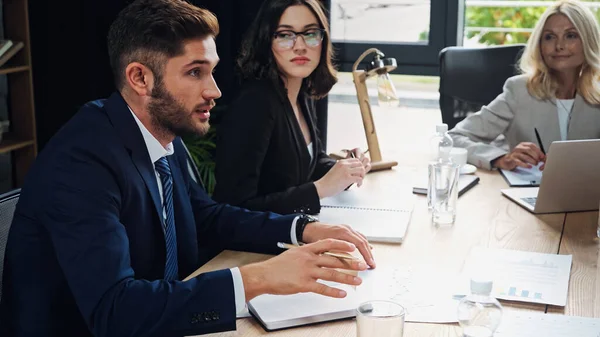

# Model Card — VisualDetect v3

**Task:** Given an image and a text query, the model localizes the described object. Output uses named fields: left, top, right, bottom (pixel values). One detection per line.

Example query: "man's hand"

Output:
left=493, top=142, right=546, bottom=171
left=239, top=239, right=368, bottom=301
left=302, top=221, right=375, bottom=269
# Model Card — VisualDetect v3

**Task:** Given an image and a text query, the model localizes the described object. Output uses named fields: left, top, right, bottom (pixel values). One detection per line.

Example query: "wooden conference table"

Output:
left=196, top=106, right=599, bottom=336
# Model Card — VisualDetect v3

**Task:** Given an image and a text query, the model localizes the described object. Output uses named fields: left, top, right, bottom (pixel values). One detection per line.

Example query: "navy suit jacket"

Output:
left=0, top=92, right=296, bottom=337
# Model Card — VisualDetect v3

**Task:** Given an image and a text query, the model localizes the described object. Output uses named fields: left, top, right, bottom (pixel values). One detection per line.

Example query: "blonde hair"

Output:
left=519, top=0, right=600, bottom=104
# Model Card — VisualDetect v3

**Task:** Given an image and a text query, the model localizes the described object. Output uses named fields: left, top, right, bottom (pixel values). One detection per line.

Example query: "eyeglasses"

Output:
left=273, top=28, right=325, bottom=49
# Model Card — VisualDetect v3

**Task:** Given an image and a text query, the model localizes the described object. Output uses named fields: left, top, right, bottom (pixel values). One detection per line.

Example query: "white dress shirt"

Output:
left=128, top=108, right=250, bottom=315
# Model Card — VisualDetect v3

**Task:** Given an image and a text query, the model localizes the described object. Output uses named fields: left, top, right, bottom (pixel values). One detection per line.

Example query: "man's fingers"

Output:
left=308, top=281, right=348, bottom=298
left=315, top=255, right=368, bottom=271
left=338, top=228, right=375, bottom=268
left=311, top=268, right=363, bottom=287
left=307, top=239, right=356, bottom=254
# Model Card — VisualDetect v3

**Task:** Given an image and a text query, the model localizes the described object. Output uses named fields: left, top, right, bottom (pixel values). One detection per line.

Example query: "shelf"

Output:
left=0, top=65, right=29, bottom=75
left=0, top=138, right=35, bottom=154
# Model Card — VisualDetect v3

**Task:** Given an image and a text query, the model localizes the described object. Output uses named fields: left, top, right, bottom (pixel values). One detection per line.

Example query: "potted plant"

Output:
left=182, top=105, right=225, bottom=196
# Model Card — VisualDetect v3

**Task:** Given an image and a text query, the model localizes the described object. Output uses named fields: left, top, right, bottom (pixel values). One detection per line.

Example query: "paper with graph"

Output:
left=495, top=311, right=600, bottom=337
left=248, top=266, right=459, bottom=330
left=457, top=247, right=572, bottom=306
left=359, top=266, right=459, bottom=323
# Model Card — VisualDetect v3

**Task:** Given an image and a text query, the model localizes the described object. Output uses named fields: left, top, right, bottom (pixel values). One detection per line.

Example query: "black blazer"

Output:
left=214, top=79, right=335, bottom=215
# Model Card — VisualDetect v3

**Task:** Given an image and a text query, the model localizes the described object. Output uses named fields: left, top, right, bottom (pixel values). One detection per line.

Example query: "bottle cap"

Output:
left=470, top=277, right=493, bottom=296
left=436, top=124, right=448, bottom=133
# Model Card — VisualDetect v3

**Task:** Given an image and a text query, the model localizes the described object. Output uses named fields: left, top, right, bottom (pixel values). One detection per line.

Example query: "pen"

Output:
left=534, top=127, right=546, bottom=155
left=277, top=242, right=359, bottom=261
left=345, top=150, right=357, bottom=190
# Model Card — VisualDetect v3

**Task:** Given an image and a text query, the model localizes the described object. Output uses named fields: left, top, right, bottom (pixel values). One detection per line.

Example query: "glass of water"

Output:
left=356, top=300, right=405, bottom=337
left=429, top=161, right=460, bottom=225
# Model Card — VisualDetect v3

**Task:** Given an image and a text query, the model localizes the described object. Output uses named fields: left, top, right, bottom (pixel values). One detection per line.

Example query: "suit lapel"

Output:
left=103, top=92, right=163, bottom=221
left=566, top=94, right=586, bottom=140
left=300, top=96, right=318, bottom=177
left=280, top=90, right=311, bottom=181
left=536, top=98, right=561, bottom=151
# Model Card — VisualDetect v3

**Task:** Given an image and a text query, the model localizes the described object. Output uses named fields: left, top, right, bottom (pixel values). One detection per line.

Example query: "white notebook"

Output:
left=500, top=162, right=543, bottom=187
left=318, top=192, right=415, bottom=243
left=248, top=279, right=358, bottom=331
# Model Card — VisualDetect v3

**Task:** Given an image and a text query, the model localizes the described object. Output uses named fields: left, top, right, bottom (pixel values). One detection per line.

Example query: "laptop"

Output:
left=501, top=139, right=600, bottom=214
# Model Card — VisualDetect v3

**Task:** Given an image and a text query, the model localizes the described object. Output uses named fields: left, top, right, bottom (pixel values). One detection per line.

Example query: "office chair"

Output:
left=0, top=188, right=20, bottom=302
left=438, top=44, right=526, bottom=130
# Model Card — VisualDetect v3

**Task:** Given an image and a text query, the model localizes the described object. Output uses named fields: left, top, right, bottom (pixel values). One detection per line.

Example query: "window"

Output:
left=463, top=0, right=600, bottom=46
left=331, top=1, right=431, bottom=43
left=329, top=0, right=461, bottom=75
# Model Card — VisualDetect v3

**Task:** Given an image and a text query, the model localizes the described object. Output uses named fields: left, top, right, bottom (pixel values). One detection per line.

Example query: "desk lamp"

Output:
left=332, top=48, right=399, bottom=171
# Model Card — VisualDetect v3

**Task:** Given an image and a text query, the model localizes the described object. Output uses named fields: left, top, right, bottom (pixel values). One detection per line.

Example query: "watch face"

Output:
left=305, top=215, right=318, bottom=223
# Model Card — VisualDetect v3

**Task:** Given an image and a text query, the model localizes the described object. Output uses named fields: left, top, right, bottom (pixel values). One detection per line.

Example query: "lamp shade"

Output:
left=377, top=72, right=399, bottom=108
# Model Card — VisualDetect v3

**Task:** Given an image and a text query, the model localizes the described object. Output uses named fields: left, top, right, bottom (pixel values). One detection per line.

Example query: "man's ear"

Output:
left=125, top=62, right=155, bottom=97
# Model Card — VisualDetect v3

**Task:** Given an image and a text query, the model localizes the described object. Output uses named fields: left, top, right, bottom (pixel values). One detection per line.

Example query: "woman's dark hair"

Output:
left=236, top=0, right=337, bottom=99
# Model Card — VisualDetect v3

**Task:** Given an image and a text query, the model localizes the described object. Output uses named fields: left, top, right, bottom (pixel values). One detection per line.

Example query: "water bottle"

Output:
left=427, top=125, right=459, bottom=225
left=428, top=123, right=453, bottom=162
left=457, top=278, right=503, bottom=337
left=427, top=124, right=453, bottom=208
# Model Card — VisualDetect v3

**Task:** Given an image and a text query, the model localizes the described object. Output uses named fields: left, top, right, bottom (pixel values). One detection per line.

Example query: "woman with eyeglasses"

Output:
left=449, top=0, right=600, bottom=171
left=214, top=0, right=370, bottom=215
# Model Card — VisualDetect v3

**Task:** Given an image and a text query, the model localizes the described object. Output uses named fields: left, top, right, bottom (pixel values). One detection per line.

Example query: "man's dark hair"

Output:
left=107, top=0, right=219, bottom=90
left=236, top=0, right=337, bottom=99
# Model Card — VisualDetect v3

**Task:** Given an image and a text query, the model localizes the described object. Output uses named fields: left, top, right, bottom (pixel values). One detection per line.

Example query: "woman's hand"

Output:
left=493, top=142, right=546, bottom=170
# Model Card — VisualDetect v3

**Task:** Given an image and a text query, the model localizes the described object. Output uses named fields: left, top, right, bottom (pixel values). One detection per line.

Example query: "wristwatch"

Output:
left=295, top=214, right=319, bottom=242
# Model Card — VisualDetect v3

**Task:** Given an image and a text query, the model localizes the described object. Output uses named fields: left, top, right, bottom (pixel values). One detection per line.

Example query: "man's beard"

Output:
left=147, top=78, right=211, bottom=139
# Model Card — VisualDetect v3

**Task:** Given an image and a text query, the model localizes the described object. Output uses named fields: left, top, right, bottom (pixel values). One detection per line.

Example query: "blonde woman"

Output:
left=449, top=0, right=600, bottom=171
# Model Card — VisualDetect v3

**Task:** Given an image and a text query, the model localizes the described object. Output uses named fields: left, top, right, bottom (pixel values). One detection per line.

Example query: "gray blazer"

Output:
left=448, top=74, right=600, bottom=170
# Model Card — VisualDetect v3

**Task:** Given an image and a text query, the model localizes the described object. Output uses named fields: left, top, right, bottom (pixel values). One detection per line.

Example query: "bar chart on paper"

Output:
left=498, top=286, right=543, bottom=300
left=458, top=247, right=572, bottom=306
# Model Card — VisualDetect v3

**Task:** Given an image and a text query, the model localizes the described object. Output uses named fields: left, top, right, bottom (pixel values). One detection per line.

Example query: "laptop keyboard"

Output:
left=521, top=197, right=537, bottom=207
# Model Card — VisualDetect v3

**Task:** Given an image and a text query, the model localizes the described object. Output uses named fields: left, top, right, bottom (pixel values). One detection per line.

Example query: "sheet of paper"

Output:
left=500, top=162, right=543, bottom=186
left=457, top=247, right=572, bottom=306
left=248, top=266, right=460, bottom=330
left=496, top=311, right=600, bottom=337
left=358, top=267, right=459, bottom=323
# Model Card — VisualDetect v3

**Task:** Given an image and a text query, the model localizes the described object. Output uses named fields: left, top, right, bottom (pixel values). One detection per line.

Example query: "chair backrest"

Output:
left=0, top=189, right=20, bottom=302
left=438, top=44, right=526, bottom=129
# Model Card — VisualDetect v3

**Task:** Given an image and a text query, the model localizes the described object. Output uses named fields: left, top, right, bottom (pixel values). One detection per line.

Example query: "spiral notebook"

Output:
left=317, top=192, right=415, bottom=243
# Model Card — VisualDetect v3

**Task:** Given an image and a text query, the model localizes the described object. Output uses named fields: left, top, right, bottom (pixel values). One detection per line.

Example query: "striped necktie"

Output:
left=155, top=157, right=179, bottom=281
